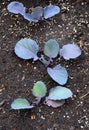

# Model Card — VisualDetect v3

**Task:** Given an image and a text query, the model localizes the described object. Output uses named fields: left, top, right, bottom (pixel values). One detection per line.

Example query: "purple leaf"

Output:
left=14, top=38, right=39, bottom=61
left=7, top=1, right=26, bottom=15
left=23, top=13, right=38, bottom=22
left=23, top=6, right=43, bottom=22
left=47, top=64, right=68, bottom=85
left=31, top=6, right=43, bottom=20
left=60, top=43, right=82, bottom=60
left=44, top=99, right=65, bottom=108
left=44, top=5, right=60, bottom=19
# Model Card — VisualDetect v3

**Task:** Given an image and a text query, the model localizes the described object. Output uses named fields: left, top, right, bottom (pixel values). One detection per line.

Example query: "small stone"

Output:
left=69, top=126, right=75, bottom=130
left=31, top=114, right=36, bottom=120
left=40, top=115, right=45, bottom=120
left=34, top=67, right=37, bottom=70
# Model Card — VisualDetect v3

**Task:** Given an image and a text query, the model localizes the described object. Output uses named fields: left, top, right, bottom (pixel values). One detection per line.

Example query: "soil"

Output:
left=0, top=0, right=89, bottom=130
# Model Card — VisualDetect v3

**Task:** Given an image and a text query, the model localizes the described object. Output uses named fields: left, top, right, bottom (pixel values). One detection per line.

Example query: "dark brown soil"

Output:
left=0, top=0, right=89, bottom=130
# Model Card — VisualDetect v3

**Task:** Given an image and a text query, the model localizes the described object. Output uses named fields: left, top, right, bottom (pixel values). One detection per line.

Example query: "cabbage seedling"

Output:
left=7, top=1, right=60, bottom=23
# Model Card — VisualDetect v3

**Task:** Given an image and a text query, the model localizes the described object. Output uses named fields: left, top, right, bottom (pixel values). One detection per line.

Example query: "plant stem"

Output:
left=38, top=56, right=50, bottom=67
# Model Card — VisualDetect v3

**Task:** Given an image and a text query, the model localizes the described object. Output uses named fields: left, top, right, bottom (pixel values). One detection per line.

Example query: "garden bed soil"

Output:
left=0, top=0, right=89, bottom=130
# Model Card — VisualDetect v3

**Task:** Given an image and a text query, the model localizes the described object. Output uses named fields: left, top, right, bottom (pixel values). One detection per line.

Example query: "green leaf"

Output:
left=11, top=98, right=34, bottom=110
left=44, top=39, right=59, bottom=59
left=32, top=81, right=47, bottom=97
left=47, top=86, right=73, bottom=100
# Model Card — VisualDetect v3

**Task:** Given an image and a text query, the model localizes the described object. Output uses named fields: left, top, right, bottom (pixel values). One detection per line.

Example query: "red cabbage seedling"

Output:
left=46, top=86, right=73, bottom=100
left=24, top=5, right=60, bottom=22
left=7, top=1, right=60, bottom=22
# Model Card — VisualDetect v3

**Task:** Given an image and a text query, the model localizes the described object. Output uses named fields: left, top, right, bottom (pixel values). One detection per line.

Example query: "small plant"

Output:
left=10, top=38, right=81, bottom=109
left=11, top=82, right=73, bottom=109
left=7, top=1, right=60, bottom=22
left=14, top=38, right=81, bottom=84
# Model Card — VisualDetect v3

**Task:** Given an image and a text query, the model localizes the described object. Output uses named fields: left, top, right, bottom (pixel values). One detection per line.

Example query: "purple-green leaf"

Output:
left=44, top=5, right=60, bottom=19
left=47, top=64, right=68, bottom=85
left=14, top=38, right=39, bottom=61
left=23, top=13, right=38, bottom=22
left=46, top=86, right=73, bottom=100
left=7, top=1, right=26, bottom=15
left=31, top=6, right=43, bottom=20
left=44, top=39, right=59, bottom=59
left=60, top=43, right=82, bottom=60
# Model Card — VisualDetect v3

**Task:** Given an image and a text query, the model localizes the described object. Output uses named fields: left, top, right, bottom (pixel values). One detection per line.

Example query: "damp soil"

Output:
left=0, top=0, right=89, bottom=130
